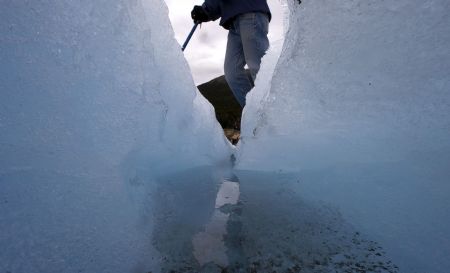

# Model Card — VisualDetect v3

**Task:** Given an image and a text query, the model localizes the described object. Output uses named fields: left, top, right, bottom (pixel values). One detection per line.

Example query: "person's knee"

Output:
left=246, top=58, right=262, bottom=79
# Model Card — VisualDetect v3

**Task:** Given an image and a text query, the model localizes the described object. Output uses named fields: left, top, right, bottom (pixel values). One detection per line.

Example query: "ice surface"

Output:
left=239, top=0, right=450, bottom=272
left=150, top=169, right=399, bottom=272
left=0, top=0, right=230, bottom=272
left=192, top=178, right=240, bottom=267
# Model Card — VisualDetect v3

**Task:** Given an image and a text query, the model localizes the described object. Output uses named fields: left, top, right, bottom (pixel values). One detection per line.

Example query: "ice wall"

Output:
left=239, top=0, right=450, bottom=272
left=241, top=0, right=450, bottom=170
left=0, top=0, right=229, bottom=272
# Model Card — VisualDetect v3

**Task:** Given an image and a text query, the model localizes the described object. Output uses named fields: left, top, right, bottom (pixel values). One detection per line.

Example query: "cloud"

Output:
left=198, top=31, right=210, bottom=43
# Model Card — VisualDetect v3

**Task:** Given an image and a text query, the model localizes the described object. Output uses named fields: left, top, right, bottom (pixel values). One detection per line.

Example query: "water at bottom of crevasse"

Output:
left=151, top=167, right=398, bottom=273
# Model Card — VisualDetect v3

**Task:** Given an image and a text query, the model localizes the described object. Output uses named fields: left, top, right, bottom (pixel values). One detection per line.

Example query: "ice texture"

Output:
left=0, top=0, right=230, bottom=272
left=239, top=0, right=450, bottom=272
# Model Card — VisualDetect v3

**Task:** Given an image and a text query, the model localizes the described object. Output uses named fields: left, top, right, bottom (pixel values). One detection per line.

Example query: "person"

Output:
left=191, top=0, right=271, bottom=108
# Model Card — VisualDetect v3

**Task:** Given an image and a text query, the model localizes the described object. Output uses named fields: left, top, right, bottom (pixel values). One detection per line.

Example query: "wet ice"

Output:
left=151, top=168, right=398, bottom=272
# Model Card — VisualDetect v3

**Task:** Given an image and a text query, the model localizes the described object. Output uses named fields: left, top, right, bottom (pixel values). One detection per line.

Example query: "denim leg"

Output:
left=224, top=13, right=269, bottom=107
left=240, top=13, right=270, bottom=81
left=224, top=25, right=253, bottom=108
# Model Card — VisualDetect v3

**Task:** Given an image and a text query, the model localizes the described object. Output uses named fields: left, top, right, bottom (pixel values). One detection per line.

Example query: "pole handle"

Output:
left=182, top=23, right=199, bottom=52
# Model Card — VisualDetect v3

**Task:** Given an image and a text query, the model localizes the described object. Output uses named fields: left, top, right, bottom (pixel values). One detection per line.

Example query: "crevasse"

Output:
left=1, top=0, right=450, bottom=272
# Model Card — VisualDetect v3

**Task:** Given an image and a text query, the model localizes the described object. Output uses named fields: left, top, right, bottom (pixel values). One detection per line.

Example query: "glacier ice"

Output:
left=240, top=0, right=450, bottom=171
left=1, top=0, right=450, bottom=272
left=239, top=0, right=450, bottom=272
left=0, top=0, right=230, bottom=272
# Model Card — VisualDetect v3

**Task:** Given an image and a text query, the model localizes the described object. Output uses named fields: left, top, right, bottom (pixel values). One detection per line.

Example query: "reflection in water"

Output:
left=192, top=176, right=240, bottom=267
left=151, top=167, right=220, bottom=272
left=151, top=168, right=398, bottom=272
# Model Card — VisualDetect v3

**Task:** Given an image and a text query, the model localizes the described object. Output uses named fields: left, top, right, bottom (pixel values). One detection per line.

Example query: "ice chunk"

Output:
left=0, top=0, right=229, bottom=272
left=239, top=0, right=450, bottom=272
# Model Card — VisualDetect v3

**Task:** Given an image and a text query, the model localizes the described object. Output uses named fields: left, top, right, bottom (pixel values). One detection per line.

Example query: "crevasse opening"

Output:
left=165, top=0, right=288, bottom=145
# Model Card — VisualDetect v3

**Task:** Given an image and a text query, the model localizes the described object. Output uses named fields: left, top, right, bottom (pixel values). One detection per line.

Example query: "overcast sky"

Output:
left=164, top=0, right=286, bottom=85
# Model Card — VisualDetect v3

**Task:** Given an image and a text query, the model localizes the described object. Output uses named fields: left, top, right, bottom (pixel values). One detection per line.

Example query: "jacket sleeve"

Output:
left=202, top=0, right=221, bottom=21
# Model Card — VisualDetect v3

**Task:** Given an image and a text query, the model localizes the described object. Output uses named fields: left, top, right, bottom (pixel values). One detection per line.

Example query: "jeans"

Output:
left=224, top=12, right=270, bottom=107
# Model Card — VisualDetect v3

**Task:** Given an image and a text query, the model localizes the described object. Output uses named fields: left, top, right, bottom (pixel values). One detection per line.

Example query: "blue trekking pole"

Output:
left=182, top=22, right=199, bottom=51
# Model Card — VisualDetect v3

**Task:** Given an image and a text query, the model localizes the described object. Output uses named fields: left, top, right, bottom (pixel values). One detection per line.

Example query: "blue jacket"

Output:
left=202, top=0, right=271, bottom=29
